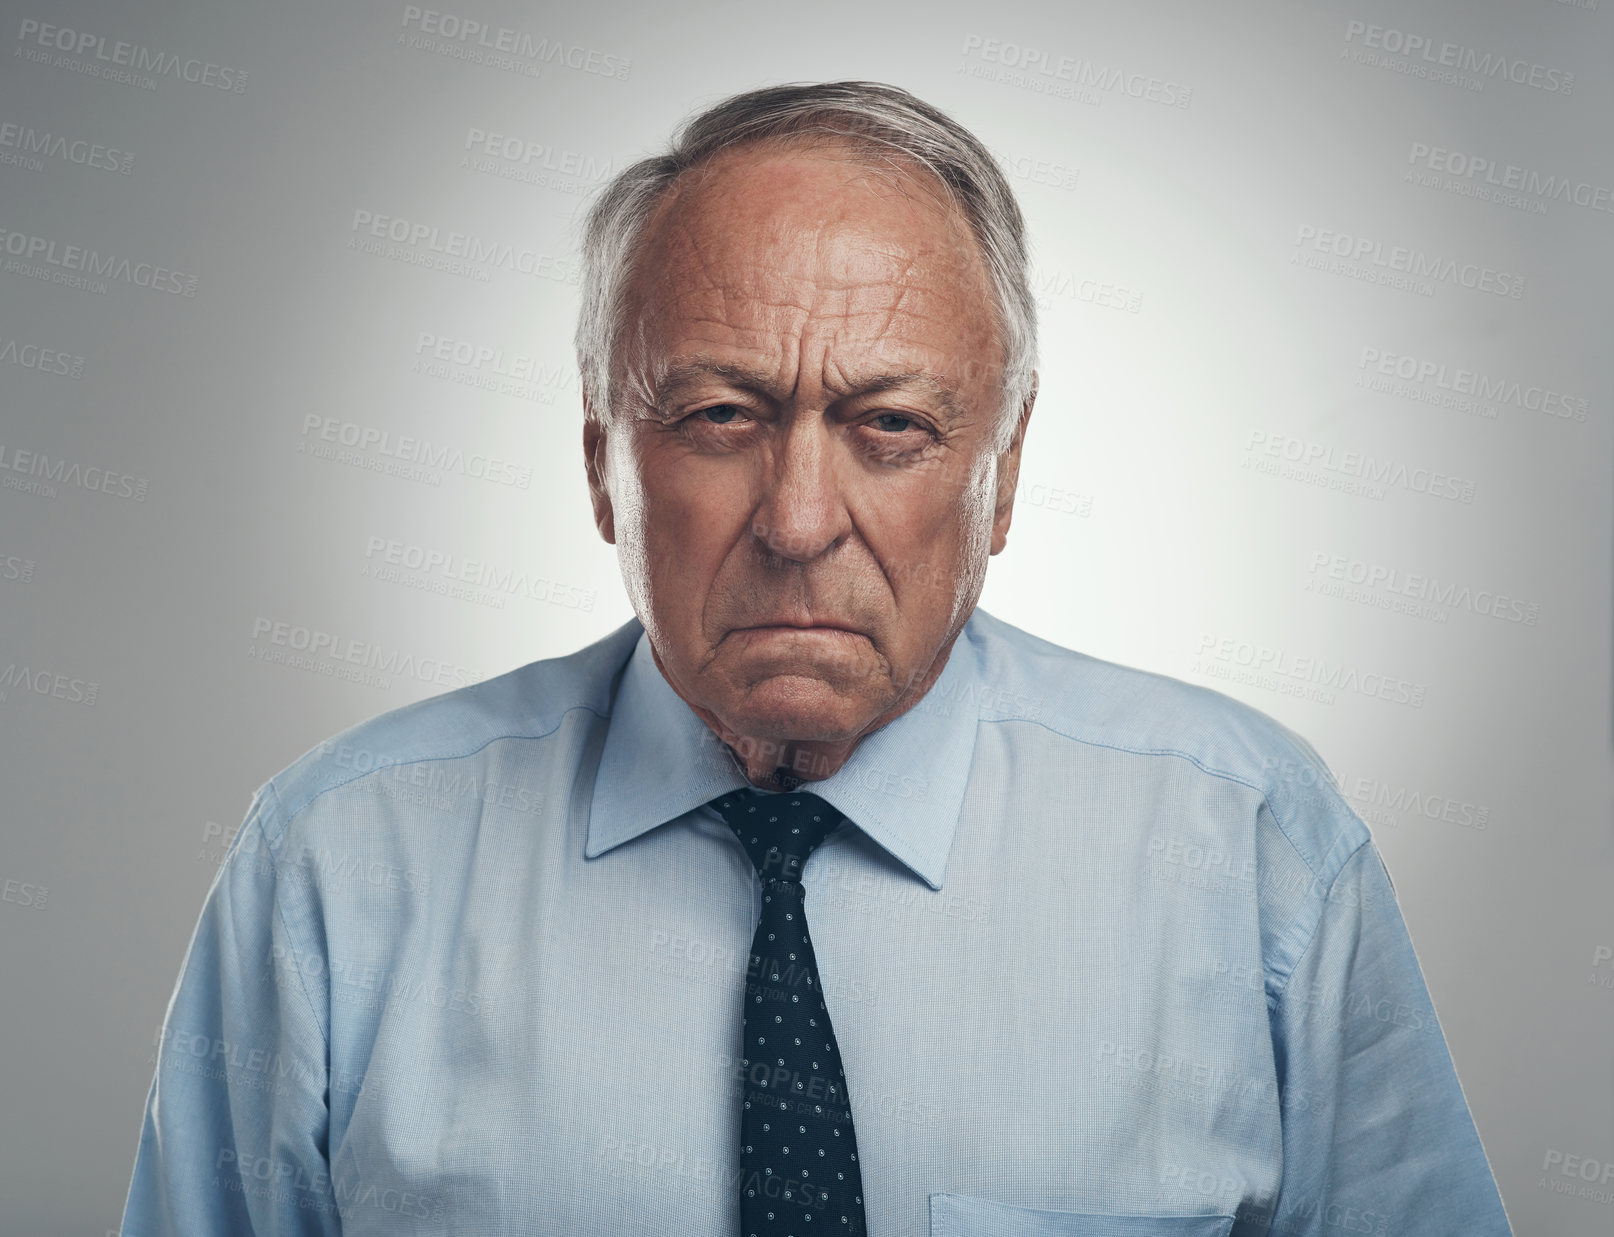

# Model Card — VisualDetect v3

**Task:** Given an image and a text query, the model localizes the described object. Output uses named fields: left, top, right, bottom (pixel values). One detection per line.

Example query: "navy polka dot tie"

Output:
left=709, top=788, right=868, bottom=1237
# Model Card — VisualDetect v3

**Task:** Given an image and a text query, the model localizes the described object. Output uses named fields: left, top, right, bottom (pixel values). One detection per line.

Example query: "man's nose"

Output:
left=751, top=418, right=850, bottom=564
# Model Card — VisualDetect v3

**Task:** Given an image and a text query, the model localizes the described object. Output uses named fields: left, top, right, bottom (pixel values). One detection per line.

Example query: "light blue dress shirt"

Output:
left=121, top=608, right=1512, bottom=1236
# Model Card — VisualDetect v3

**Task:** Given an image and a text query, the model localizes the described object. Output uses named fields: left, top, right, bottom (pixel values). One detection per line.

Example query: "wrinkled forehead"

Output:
left=621, top=138, right=998, bottom=362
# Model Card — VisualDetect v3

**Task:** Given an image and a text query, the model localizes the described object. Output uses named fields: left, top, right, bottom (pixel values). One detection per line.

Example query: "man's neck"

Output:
left=649, top=626, right=966, bottom=790
left=721, top=734, right=861, bottom=789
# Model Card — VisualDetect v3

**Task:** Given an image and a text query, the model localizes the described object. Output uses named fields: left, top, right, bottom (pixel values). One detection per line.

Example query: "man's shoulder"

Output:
left=967, top=609, right=1370, bottom=876
left=257, top=617, right=643, bottom=831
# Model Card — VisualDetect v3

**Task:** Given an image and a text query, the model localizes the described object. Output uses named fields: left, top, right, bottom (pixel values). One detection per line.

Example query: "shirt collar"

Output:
left=586, top=616, right=984, bottom=890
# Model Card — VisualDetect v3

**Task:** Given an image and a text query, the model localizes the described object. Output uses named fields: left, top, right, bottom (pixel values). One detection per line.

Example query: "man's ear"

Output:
left=990, top=374, right=1037, bottom=556
left=582, top=396, right=616, bottom=545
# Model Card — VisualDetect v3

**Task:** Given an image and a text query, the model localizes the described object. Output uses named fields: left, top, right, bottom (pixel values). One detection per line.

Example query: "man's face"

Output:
left=585, top=141, right=1031, bottom=753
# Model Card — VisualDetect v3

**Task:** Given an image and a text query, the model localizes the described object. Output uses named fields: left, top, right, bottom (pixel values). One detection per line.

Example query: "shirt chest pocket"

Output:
left=930, top=1193, right=1236, bottom=1237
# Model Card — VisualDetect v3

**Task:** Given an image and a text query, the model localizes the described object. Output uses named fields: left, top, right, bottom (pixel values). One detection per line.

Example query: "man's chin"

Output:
left=719, top=673, right=883, bottom=746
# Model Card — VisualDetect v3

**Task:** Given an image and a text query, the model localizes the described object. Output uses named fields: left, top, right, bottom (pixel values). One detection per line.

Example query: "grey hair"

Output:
left=573, top=80, right=1037, bottom=452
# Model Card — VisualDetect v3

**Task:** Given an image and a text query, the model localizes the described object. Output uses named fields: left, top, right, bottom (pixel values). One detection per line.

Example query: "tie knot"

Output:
left=707, top=788, right=845, bottom=883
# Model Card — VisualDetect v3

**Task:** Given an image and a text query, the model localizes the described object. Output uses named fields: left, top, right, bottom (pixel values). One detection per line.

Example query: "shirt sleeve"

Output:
left=120, top=785, right=341, bottom=1236
left=1260, top=839, right=1512, bottom=1236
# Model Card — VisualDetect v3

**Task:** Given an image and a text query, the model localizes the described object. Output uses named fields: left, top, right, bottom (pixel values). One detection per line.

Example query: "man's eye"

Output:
left=872, top=413, right=918, bottom=433
left=695, top=405, right=745, bottom=425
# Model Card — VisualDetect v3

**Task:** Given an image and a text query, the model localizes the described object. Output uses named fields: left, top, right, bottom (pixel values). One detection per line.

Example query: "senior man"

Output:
left=122, top=83, right=1511, bottom=1236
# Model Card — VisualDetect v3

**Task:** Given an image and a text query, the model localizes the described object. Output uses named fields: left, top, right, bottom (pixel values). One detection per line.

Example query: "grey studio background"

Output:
left=0, top=0, right=1610, bottom=1232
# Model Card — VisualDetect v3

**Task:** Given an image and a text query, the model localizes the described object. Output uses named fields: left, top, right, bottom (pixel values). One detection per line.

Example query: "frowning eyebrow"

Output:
left=650, top=358, right=967, bottom=424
